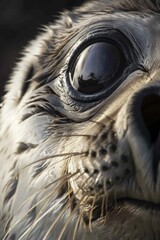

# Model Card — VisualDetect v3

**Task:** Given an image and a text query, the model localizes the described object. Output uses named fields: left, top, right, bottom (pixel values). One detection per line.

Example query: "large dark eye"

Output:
left=70, top=42, right=126, bottom=95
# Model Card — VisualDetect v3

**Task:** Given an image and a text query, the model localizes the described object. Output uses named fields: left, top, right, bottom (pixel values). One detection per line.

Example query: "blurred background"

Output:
left=0, top=0, right=85, bottom=99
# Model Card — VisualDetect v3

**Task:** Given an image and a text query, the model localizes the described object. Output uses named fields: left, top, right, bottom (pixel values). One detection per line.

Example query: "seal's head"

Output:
left=1, top=0, right=160, bottom=239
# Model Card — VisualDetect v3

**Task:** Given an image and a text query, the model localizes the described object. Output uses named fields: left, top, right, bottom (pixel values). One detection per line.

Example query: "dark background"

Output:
left=0, top=0, right=85, bottom=99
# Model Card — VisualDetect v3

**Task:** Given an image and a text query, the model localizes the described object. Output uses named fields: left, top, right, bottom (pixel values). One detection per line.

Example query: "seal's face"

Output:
left=1, top=0, right=160, bottom=239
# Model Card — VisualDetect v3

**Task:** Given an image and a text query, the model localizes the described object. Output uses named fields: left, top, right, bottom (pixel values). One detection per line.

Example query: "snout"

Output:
left=116, top=83, right=160, bottom=202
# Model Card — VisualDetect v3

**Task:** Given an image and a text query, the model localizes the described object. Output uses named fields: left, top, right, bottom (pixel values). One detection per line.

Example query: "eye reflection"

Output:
left=70, top=42, right=126, bottom=95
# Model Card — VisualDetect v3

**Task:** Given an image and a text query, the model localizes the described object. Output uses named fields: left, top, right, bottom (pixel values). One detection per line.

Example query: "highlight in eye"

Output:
left=70, top=42, right=126, bottom=95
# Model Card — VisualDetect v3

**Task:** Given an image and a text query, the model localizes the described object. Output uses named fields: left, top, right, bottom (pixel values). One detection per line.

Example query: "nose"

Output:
left=132, top=86, right=160, bottom=145
left=139, top=91, right=160, bottom=142
left=114, top=84, right=160, bottom=198
left=128, top=85, right=160, bottom=180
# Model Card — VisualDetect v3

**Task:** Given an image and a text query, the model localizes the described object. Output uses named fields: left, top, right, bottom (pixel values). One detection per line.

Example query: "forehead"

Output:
left=72, top=0, right=160, bottom=71
left=66, top=1, right=158, bottom=70
left=86, top=0, right=160, bottom=13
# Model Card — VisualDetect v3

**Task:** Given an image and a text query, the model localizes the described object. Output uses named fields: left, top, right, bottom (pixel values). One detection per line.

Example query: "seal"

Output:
left=0, top=0, right=160, bottom=239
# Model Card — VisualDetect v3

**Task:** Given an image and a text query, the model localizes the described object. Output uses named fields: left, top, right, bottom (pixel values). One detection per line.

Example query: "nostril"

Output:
left=141, top=94, right=160, bottom=142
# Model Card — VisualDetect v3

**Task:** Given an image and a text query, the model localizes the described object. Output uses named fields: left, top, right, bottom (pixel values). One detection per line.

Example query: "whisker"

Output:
left=18, top=171, right=84, bottom=240
left=58, top=174, right=94, bottom=240
left=47, top=155, right=88, bottom=181
left=50, top=115, right=111, bottom=129
left=71, top=174, right=94, bottom=229
left=50, top=117, right=73, bottom=123
left=97, top=112, right=114, bottom=124
left=4, top=172, right=77, bottom=234
left=44, top=152, right=89, bottom=176
left=18, top=189, right=73, bottom=240
left=72, top=213, right=82, bottom=240
left=88, top=193, right=98, bottom=232
left=22, top=151, right=87, bottom=170
left=42, top=196, right=76, bottom=240
left=88, top=119, right=106, bottom=128
left=101, top=195, right=105, bottom=219
left=33, top=171, right=84, bottom=228
left=56, top=194, right=88, bottom=240
left=50, top=134, right=95, bottom=138
left=43, top=175, right=92, bottom=240
left=3, top=171, right=79, bottom=240
left=103, top=182, right=109, bottom=225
